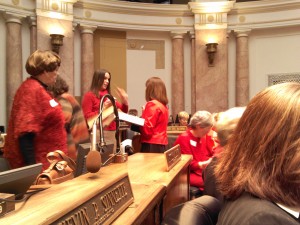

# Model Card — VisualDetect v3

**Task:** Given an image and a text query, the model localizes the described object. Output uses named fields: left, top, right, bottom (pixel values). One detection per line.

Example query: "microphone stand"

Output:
left=99, top=94, right=127, bottom=163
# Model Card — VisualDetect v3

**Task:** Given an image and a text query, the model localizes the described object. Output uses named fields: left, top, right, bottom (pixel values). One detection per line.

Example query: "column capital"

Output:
left=3, top=12, right=25, bottom=24
left=79, top=25, right=97, bottom=34
left=189, top=31, right=195, bottom=39
left=234, top=29, right=252, bottom=37
left=170, top=31, right=186, bottom=39
left=28, top=16, right=37, bottom=27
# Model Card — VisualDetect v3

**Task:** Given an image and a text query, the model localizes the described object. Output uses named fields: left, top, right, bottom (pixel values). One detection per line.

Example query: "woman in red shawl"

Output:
left=4, top=50, right=67, bottom=170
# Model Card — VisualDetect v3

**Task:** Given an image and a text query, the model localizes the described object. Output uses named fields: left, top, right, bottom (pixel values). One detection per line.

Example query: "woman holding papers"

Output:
left=82, top=69, right=128, bottom=149
left=131, top=77, right=169, bottom=153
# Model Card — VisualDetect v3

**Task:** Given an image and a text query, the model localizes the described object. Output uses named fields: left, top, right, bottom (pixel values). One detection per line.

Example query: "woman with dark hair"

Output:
left=215, top=82, right=300, bottom=225
left=81, top=69, right=128, bottom=148
left=132, top=77, right=169, bottom=153
left=4, top=50, right=67, bottom=170
left=48, top=76, right=89, bottom=161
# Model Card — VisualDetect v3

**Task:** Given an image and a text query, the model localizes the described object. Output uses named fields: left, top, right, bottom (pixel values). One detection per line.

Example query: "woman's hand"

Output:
left=198, top=158, right=212, bottom=169
left=115, top=87, right=128, bottom=106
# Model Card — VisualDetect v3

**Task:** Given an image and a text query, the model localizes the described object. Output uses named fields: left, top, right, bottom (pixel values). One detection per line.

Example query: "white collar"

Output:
left=276, top=203, right=300, bottom=219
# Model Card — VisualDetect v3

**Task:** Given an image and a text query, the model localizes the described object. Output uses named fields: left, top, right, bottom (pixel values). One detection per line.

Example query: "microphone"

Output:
left=86, top=120, right=102, bottom=173
left=86, top=94, right=119, bottom=173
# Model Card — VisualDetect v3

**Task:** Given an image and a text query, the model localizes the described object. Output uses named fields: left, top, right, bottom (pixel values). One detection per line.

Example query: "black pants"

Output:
left=141, top=143, right=166, bottom=153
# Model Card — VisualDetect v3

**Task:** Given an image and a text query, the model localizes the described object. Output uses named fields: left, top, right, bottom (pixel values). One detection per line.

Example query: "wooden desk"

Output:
left=0, top=169, right=134, bottom=225
left=112, top=183, right=165, bottom=225
left=0, top=153, right=191, bottom=225
left=103, top=153, right=192, bottom=217
left=128, top=153, right=191, bottom=216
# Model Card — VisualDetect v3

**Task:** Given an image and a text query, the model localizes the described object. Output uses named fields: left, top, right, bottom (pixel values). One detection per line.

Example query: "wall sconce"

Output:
left=206, top=43, right=218, bottom=67
left=50, top=34, right=64, bottom=54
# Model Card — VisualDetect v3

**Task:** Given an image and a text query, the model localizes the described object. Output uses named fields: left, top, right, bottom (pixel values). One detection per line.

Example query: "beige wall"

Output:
left=1, top=0, right=300, bottom=128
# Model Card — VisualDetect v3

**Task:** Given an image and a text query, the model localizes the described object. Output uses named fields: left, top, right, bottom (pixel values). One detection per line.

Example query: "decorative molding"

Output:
left=74, top=0, right=192, bottom=17
left=36, top=0, right=78, bottom=21
left=189, top=0, right=235, bottom=30
left=127, top=39, right=165, bottom=69
left=268, top=72, right=300, bottom=86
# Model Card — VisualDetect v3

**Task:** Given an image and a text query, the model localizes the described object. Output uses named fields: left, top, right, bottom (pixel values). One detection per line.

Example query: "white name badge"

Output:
left=190, top=140, right=197, bottom=147
left=49, top=99, right=59, bottom=107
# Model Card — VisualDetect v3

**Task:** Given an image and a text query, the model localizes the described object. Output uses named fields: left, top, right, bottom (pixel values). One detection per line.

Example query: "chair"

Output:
left=190, top=185, right=203, bottom=200
left=0, top=157, right=11, bottom=172
left=131, top=134, right=142, bottom=153
left=161, top=195, right=221, bottom=225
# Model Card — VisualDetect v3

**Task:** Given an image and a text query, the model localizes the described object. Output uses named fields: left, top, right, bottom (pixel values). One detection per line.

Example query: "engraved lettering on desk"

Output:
left=101, top=182, right=127, bottom=212
left=58, top=207, right=90, bottom=225
left=95, top=208, right=114, bottom=225
left=92, top=202, right=100, bottom=222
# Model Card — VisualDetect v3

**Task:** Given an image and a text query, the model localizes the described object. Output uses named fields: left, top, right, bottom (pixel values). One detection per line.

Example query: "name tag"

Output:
left=49, top=99, right=59, bottom=107
left=190, top=140, right=197, bottom=147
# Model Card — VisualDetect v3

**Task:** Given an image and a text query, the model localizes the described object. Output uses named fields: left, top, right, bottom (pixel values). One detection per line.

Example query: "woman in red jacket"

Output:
left=132, top=77, right=169, bottom=153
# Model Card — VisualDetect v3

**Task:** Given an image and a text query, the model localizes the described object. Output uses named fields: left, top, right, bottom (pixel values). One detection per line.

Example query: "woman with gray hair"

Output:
left=174, top=110, right=215, bottom=191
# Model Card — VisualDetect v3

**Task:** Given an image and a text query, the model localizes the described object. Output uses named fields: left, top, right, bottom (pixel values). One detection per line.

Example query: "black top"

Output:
left=217, top=192, right=300, bottom=225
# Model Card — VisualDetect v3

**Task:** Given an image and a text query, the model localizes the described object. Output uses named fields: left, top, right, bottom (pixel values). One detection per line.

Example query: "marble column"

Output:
left=28, top=16, right=37, bottom=54
left=189, top=31, right=196, bottom=115
left=171, top=31, right=185, bottom=118
left=80, top=26, right=96, bottom=96
left=235, top=29, right=251, bottom=106
left=5, top=13, right=23, bottom=120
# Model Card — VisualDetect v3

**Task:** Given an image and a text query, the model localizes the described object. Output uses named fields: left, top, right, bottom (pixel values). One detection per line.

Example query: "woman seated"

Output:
left=174, top=111, right=215, bottom=191
left=215, top=82, right=300, bottom=225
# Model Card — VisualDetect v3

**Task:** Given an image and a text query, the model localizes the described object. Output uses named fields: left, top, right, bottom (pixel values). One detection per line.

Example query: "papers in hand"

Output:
left=86, top=106, right=115, bottom=129
left=87, top=106, right=144, bottom=129
left=118, top=111, right=145, bottom=126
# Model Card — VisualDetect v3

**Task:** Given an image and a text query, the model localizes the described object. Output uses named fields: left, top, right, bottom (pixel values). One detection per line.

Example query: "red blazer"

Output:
left=140, top=100, right=169, bottom=145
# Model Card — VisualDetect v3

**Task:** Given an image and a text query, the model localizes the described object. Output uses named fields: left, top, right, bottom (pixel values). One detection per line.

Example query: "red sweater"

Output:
left=81, top=90, right=128, bottom=130
left=174, top=129, right=214, bottom=189
left=4, top=78, right=67, bottom=170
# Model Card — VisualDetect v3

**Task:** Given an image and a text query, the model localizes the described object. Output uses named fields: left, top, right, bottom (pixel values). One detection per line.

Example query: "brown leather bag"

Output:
left=35, top=150, right=76, bottom=185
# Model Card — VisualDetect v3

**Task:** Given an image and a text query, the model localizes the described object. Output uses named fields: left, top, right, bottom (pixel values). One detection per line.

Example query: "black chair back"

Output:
left=162, top=195, right=221, bottom=225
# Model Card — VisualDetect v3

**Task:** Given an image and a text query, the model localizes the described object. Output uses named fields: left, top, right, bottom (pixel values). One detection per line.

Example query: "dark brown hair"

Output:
left=25, top=50, right=61, bottom=76
left=145, top=77, right=168, bottom=105
left=215, top=82, right=300, bottom=207
left=48, top=75, right=69, bottom=97
left=90, top=69, right=111, bottom=97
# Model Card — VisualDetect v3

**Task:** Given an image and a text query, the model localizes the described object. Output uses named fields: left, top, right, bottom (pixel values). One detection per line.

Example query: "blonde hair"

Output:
left=215, top=107, right=245, bottom=146
left=178, top=111, right=189, bottom=120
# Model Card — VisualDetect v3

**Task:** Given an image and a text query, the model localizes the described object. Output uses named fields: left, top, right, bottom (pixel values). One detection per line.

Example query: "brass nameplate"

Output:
left=164, top=144, right=181, bottom=172
left=167, top=126, right=186, bottom=131
left=53, top=176, right=134, bottom=225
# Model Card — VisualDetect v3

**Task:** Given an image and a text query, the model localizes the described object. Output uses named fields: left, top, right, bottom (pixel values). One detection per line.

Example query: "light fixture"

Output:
left=206, top=43, right=218, bottom=67
left=50, top=34, right=64, bottom=54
